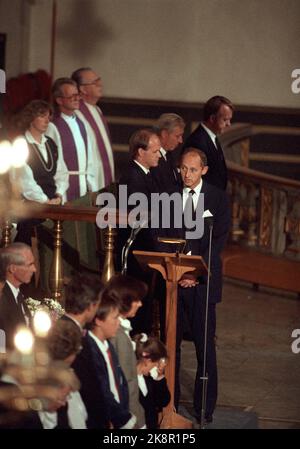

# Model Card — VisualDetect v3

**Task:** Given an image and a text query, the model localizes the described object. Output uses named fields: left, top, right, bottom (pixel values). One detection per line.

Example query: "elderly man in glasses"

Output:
left=71, top=67, right=114, bottom=190
left=46, top=77, right=100, bottom=272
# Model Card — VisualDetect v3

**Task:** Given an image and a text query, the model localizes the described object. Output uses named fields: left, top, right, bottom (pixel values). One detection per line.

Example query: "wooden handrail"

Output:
left=227, top=160, right=300, bottom=189
left=11, top=203, right=98, bottom=223
left=4, top=203, right=129, bottom=300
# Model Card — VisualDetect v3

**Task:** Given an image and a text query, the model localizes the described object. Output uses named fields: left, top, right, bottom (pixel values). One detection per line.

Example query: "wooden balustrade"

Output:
left=222, top=125, right=300, bottom=294
left=1, top=203, right=120, bottom=301
left=1, top=122, right=299, bottom=295
left=226, top=160, right=300, bottom=257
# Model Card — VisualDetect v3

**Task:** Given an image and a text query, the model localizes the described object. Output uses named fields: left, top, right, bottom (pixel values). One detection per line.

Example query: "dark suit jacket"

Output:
left=72, top=333, right=131, bottom=429
left=117, top=161, right=161, bottom=272
left=161, top=181, right=230, bottom=303
left=183, top=124, right=228, bottom=190
left=151, top=151, right=181, bottom=194
left=0, top=283, right=32, bottom=350
left=139, top=376, right=170, bottom=429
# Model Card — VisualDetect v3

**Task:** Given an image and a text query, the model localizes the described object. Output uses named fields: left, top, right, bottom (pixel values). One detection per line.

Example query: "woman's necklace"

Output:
left=31, top=140, right=54, bottom=173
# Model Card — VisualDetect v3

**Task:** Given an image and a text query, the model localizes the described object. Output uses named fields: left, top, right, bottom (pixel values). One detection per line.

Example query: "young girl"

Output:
left=134, top=334, right=171, bottom=429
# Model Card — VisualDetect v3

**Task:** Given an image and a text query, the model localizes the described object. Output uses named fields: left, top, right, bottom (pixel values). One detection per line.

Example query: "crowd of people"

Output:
left=0, top=72, right=234, bottom=429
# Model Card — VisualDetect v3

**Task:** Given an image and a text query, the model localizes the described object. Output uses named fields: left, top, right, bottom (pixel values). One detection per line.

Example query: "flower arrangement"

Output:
left=25, top=297, right=65, bottom=322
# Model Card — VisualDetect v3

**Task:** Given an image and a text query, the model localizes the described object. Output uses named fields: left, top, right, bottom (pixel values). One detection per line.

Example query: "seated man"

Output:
left=61, top=273, right=102, bottom=334
left=0, top=243, right=36, bottom=350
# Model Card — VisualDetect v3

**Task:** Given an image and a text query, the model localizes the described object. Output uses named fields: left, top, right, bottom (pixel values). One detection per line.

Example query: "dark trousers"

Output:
left=175, top=286, right=217, bottom=417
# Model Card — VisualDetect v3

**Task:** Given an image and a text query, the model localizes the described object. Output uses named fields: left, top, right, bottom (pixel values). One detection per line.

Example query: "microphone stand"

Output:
left=200, top=218, right=213, bottom=429
left=121, top=224, right=145, bottom=275
left=121, top=228, right=135, bottom=275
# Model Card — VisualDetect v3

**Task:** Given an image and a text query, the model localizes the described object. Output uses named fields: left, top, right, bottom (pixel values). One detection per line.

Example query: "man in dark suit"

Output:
left=169, top=148, right=231, bottom=424
left=118, top=128, right=161, bottom=333
left=151, top=113, right=185, bottom=194
left=73, top=293, right=136, bottom=429
left=60, top=273, right=102, bottom=334
left=0, top=243, right=36, bottom=350
left=183, top=96, right=234, bottom=190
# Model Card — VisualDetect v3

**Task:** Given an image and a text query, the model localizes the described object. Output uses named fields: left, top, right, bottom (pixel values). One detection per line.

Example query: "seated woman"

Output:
left=134, top=334, right=171, bottom=429
left=12, top=99, right=69, bottom=245
left=104, top=274, right=147, bottom=428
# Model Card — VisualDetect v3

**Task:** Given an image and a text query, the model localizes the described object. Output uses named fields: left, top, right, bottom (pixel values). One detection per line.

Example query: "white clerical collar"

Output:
left=201, top=123, right=217, bottom=148
left=25, top=130, right=47, bottom=146
left=134, top=159, right=150, bottom=175
left=61, top=112, right=77, bottom=121
left=183, top=179, right=203, bottom=195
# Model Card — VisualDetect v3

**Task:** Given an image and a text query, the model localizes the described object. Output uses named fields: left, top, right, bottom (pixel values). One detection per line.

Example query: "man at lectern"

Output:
left=173, top=147, right=230, bottom=424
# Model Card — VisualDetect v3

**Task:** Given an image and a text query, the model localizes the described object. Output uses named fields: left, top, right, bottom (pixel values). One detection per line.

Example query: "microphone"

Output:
left=157, top=237, right=186, bottom=255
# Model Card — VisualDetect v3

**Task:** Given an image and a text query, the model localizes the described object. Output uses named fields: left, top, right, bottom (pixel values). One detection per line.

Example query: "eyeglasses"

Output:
left=80, top=77, right=101, bottom=86
left=58, top=93, right=80, bottom=100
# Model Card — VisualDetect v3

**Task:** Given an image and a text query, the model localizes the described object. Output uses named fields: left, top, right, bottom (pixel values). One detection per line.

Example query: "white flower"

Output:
left=25, top=297, right=65, bottom=321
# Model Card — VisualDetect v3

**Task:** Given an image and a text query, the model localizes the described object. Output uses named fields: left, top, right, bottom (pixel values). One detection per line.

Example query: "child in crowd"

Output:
left=73, top=292, right=136, bottom=429
left=134, top=334, right=170, bottom=428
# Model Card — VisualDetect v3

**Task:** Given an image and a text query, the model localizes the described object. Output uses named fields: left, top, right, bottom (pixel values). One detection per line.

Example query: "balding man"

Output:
left=0, top=243, right=36, bottom=349
left=71, top=67, right=114, bottom=190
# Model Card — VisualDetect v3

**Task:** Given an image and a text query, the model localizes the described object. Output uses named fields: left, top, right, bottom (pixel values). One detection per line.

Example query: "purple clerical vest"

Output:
left=52, top=115, right=88, bottom=201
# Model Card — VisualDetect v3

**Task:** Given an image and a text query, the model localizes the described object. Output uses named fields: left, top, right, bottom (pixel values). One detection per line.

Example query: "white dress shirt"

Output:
left=182, top=179, right=203, bottom=211
left=201, top=123, right=218, bottom=149
left=38, top=390, right=88, bottom=429
left=133, top=159, right=150, bottom=175
left=10, top=131, right=69, bottom=203
left=159, top=147, right=167, bottom=160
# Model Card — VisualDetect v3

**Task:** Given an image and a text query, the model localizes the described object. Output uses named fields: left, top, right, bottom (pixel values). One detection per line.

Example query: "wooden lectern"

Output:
left=133, top=250, right=207, bottom=429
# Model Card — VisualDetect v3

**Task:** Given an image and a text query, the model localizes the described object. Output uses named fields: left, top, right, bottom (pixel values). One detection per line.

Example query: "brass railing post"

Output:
left=1, top=220, right=12, bottom=247
left=101, top=226, right=116, bottom=284
left=49, top=219, right=64, bottom=302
